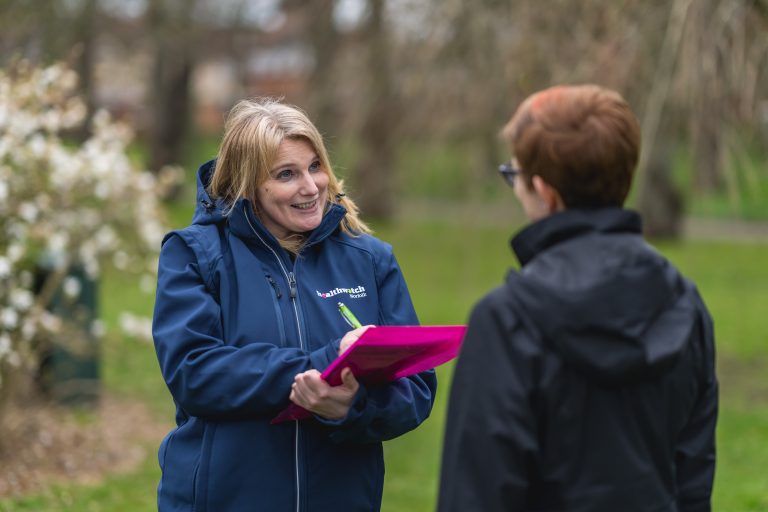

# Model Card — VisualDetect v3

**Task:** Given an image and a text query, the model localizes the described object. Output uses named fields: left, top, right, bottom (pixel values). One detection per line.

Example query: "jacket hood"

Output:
left=191, top=159, right=227, bottom=226
left=509, top=209, right=699, bottom=383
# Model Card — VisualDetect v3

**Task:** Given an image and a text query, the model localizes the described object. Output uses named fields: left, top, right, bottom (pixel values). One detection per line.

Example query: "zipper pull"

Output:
left=287, top=272, right=298, bottom=299
left=265, top=274, right=282, bottom=299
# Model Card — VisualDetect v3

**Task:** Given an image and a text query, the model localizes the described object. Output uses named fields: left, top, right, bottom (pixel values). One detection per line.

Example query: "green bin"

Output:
left=36, top=263, right=100, bottom=406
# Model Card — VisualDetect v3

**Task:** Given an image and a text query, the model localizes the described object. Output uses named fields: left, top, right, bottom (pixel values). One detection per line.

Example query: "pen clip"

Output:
left=338, top=302, right=363, bottom=329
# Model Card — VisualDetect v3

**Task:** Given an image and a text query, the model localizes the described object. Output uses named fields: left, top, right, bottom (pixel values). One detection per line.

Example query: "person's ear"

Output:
left=532, top=175, right=565, bottom=213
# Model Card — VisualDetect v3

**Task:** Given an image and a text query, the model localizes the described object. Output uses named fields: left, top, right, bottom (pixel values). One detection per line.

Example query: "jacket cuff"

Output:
left=314, top=386, right=375, bottom=439
left=308, top=338, right=342, bottom=371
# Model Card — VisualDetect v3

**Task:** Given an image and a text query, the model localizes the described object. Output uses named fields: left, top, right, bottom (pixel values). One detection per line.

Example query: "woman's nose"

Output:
left=299, top=170, right=319, bottom=194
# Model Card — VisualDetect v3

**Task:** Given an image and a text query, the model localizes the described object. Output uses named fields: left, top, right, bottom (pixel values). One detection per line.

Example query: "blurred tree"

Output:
left=383, top=0, right=766, bottom=229
left=686, top=0, right=724, bottom=193
left=0, top=0, right=100, bottom=138
left=71, top=0, right=99, bottom=140
left=443, top=0, right=512, bottom=190
left=635, top=0, right=692, bottom=238
left=351, top=0, right=399, bottom=219
left=303, top=0, right=342, bottom=136
left=146, top=0, right=199, bottom=174
left=678, top=0, right=768, bottom=201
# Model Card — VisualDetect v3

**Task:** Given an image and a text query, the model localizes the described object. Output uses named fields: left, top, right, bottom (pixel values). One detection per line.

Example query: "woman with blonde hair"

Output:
left=152, top=98, right=436, bottom=511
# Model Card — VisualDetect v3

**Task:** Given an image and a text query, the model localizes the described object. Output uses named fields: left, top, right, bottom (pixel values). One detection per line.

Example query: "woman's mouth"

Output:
left=292, top=199, right=317, bottom=210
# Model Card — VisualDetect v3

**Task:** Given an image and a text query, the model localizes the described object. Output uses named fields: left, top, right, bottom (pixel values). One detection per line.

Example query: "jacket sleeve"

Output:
left=437, top=290, right=536, bottom=512
left=152, top=234, right=339, bottom=420
left=318, top=247, right=437, bottom=443
left=675, top=299, right=718, bottom=512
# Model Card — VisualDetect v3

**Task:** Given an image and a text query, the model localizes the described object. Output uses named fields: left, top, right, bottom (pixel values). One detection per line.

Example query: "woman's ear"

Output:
left=532, top=175, right=566, bottom=213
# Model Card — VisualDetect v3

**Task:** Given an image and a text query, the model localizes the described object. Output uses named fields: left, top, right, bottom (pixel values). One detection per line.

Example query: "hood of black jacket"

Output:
left=508, top=208, right=699, bottom=383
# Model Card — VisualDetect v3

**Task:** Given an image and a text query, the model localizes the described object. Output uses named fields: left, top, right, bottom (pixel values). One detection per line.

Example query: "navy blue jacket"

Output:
left=438, top=209, right=717, bottom=512
left=153, top=161, right=437, bottom=512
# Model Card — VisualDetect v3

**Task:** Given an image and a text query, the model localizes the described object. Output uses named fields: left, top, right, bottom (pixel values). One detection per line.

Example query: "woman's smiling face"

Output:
left=256, top=137, right=329, bottom=239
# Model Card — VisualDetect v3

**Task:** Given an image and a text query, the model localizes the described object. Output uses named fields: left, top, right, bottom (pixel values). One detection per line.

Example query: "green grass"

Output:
left=97, top=266, right=172, bottom=418
left=1, top=216, right=767, bottom=511
left=670, top=145, right=768, bottom=221
left=714, top=405, right=768, bottom=511
left=656, top=240, right=768, bottom=358
left=0, top=457, right=161, bottom=512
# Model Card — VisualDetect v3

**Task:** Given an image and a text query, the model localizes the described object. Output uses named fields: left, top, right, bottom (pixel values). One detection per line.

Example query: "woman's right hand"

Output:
left=339, top=325, right=372, bottom=355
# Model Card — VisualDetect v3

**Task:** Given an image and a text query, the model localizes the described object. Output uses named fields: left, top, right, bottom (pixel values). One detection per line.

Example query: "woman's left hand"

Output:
left=290, top=367, right=359, bottom=420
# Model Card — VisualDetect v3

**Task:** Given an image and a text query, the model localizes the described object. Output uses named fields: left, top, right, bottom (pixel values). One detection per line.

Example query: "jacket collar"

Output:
left=511, top=208, right=643, bottom=266
left=228, top=198, right=347, bottom=252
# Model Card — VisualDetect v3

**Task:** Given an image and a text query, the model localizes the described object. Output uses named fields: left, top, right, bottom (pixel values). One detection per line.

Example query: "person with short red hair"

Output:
left=438, top=85, right=717, bottom=512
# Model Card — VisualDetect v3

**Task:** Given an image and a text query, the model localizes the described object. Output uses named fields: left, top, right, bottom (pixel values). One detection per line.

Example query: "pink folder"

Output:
left=271, top=325, right=467, bottom=424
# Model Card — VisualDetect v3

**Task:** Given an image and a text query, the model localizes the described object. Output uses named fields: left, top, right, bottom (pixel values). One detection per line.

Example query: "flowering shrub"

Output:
left=0, top=61, right=175, bottom=395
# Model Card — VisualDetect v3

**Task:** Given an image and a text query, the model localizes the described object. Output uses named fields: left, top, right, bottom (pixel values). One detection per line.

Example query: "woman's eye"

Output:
left=276, top=169, right=293, bottom=180
left=309, top=160, right=321, bottom=172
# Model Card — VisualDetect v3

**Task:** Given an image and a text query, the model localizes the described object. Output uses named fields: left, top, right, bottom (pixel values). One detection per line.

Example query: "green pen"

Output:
left=338, top=302, right=363, bottom=329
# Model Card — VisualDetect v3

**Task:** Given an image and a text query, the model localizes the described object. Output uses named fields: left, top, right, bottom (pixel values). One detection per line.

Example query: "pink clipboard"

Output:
left=271, top=325, right=467, bottom=424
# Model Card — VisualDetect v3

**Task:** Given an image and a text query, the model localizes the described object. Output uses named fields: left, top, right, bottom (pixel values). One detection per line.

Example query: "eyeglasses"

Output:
left=498, top=161, right=520, bottom=187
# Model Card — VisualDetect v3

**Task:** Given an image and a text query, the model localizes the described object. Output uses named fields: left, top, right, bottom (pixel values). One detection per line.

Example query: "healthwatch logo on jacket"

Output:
left=316, top=285, right=368, bottom=299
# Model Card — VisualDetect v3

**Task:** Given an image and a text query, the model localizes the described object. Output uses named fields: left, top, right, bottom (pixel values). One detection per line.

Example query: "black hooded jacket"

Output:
left=438, top=208, right=717, bottom=512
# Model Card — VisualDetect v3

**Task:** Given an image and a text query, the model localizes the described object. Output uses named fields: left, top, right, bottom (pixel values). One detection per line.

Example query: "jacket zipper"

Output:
left=244, top=207, right=304, bottom=512
left=287, top=268, right=302, bottom=512
left=265, top=274, right=286, bottom=347
left=266, top=274, right=282, bottom=299
left=244, top=207, right=305, bottom=350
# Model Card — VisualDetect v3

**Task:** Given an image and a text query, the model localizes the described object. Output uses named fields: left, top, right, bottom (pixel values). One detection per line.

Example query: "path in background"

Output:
left=397, top=199, right=768, bottom=242
left=685, top=217, right=768, bottom=242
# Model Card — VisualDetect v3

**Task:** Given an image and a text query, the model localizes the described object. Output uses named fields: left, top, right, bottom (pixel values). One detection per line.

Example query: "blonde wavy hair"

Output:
left=209, top=98, right=370, bottom=253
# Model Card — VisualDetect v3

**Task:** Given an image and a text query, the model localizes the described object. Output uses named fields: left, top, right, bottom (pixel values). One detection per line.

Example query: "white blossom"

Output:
left=21, top=318, right=36, bottom=340
left=39, top=311, right=62, bottom=333
left=83, top=259, right=100, bottom=279
left=18, top=202, right=39, bottom=222
left=140, top=274, right=155, bottom=294
left=90, top=319, right=105, bottom=338
left=28, top=134, right=47, bottom=158
left=112, top=251, right=130, bottom=270
left=7, top=244, right=24, bottom=263
left=119, top=312, right=153, bottom=342
left=9, top=288, right=34, bottom=311
left=0, top=334, right=10, bottom=357
left=0, top=61, right=179, bottom=390
left=1, top=308, right=19, bottom=329
left=6, top=351, right=21, bottom=367
left=0, top=256, right=10, bottom=277
left=62, top=276, right=82, bottom=299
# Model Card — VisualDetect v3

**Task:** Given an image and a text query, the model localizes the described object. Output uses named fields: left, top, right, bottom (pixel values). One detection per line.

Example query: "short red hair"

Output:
left=503, top=85, right=641, bottom=208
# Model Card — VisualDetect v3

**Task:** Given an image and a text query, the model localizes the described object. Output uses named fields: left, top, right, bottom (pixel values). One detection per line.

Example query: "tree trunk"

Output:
left=352, top=0, right=398, bottom=220
left=689, top=0, right=723, bottom=193
left=304, top=0, right=341, bottom=137
left=636, top=0, right=692, bottom=239
left=147, top=0, right=196, bottom=174
left=636, top=142, right=684, bottom=239
left=71, top=0, right=98, bottom=141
